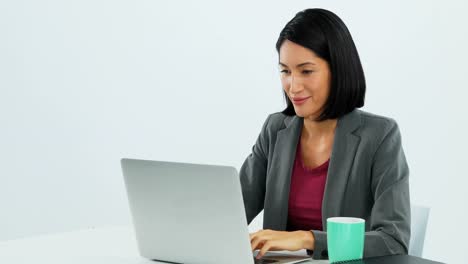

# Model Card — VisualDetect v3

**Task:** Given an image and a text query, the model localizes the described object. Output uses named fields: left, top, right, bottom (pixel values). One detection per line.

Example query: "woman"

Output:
left=241, top=8, right=410, bottom=260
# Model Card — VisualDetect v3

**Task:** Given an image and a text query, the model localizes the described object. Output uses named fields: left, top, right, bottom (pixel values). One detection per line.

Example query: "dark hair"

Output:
left=276, top=8, right=366, bottom=121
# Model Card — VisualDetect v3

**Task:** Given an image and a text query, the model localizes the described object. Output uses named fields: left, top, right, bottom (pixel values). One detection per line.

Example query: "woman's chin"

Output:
left=293, top=108, right=321, bottom=119
left=294, top=112, right=306, bottom=118
left=293, top=108, right=310, bottom=118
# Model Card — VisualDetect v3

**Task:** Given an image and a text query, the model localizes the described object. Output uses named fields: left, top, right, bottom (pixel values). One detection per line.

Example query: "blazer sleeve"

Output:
left=239, top=114, right=272, bottom=224
left=309, top=120, right=411, bottom=259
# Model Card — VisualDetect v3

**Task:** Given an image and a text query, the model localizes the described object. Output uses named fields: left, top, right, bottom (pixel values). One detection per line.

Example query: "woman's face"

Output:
left=279, top=40, right=331, bottom=120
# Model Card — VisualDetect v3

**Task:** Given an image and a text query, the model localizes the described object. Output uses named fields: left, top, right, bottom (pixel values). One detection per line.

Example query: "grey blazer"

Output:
left=239, top=109, right=410, bottom=260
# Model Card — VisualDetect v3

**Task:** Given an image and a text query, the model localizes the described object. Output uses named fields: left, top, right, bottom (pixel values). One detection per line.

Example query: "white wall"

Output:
left=1, top=0, right=467, bottom=263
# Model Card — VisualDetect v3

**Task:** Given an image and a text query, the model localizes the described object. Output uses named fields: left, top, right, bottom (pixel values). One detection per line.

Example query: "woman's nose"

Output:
left=288, top=75, right=303, bottom=94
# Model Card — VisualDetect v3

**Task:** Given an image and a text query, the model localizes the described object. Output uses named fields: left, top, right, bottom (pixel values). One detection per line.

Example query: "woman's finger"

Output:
left=250, top=236, right=266, bottom=251
left=257, top=240, right=274, bottom=259
left=249, top=229, right=263, bottom=241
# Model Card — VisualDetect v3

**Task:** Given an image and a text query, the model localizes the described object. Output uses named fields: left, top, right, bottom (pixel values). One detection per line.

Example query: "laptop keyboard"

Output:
left=254, top=258, right=279, bottom=264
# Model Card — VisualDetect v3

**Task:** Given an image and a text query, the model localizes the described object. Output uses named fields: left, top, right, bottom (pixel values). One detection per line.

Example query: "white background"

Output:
left=1, top=0, right=467, bottom=263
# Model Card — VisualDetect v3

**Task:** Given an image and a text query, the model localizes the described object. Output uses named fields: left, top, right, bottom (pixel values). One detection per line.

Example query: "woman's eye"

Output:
left=280, top=70, right=313, bottom=75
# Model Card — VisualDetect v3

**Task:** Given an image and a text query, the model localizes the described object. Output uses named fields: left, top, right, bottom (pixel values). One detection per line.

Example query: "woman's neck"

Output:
left=302, top=117, right=338, bottom=140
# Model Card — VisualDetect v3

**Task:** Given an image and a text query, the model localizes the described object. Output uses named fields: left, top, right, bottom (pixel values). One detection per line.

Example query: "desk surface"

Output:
left=0, top=226, right=326, bottom=264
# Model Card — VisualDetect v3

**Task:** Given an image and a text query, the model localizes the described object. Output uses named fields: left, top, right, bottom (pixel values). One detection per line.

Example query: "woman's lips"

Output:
left=291, top=96, right=311, bottom=105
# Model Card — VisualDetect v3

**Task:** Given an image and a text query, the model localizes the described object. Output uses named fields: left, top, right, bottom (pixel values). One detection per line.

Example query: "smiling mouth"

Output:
left=291, top=96, right=310, bottom=105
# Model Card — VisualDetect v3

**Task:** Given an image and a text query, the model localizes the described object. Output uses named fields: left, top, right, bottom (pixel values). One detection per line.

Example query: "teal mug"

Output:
left=327, top=217, right=365, bottom=263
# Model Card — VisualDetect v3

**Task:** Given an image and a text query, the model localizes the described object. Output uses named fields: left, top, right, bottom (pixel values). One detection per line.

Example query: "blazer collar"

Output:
left=282, top=114, right=300, bottom=128
left=334, top=109, right=361, bottom=135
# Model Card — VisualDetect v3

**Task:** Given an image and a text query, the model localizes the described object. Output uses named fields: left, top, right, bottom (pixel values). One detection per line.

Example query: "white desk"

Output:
left=0, top=226, right=328, bottom=264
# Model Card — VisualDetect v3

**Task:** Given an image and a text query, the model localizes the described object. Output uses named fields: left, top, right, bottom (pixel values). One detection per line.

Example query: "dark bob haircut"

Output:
left=276, top=8, right=366, bottom=121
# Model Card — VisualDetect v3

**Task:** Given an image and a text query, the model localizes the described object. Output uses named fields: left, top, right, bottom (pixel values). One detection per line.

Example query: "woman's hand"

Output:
left=249, top=229, right=315, bottom=259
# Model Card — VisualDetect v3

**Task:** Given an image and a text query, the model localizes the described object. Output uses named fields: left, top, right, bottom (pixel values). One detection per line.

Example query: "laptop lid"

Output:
left=121, top=158, right=254, bottom=264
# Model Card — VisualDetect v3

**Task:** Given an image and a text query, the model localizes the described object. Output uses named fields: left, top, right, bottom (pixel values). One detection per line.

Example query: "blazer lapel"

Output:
left=265, top=115, right=303, bottom=231
left=321, top=109, right=361, bottom=229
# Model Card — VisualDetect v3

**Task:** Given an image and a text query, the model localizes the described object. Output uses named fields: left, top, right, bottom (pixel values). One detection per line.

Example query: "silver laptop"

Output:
left=121, top=158, right=311, bottom=264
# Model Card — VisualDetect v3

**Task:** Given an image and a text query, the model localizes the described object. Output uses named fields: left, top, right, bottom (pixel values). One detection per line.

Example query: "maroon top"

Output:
left=287, top=141, right=329, bottom=231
